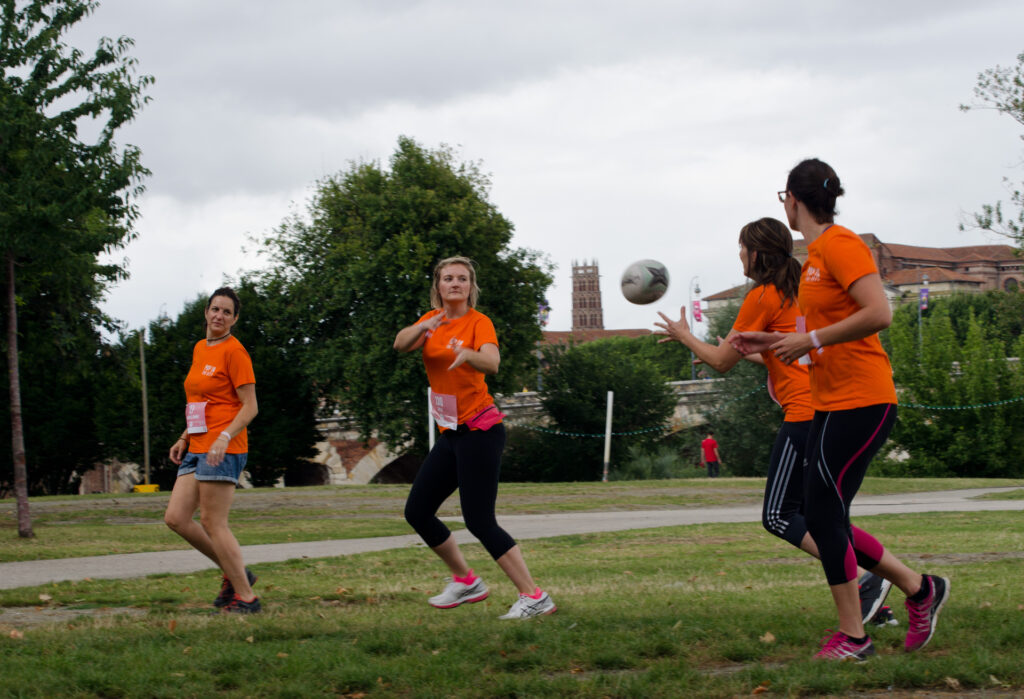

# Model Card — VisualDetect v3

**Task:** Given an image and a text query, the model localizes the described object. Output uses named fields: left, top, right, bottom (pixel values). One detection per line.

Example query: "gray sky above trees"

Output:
left=78, top=0, right=1024, bottom=334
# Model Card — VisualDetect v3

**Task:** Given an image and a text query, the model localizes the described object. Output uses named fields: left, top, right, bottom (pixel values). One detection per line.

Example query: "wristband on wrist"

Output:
left=809, top=330, right=825, bottom=354
left=217, top=431, right=232, bottom=442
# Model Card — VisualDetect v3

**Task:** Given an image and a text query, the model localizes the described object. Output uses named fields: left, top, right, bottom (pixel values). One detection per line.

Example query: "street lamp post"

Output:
left=918, top=273, right=929, bottom=349
left=689, top=277, right=701, bottom=380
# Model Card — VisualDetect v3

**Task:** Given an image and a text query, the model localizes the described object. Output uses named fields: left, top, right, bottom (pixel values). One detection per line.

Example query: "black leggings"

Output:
left=762, top=420, right=811, bottom=549
left=805, top=404, right=896, bottom=586
left=404, top=423, right=516, bottom=560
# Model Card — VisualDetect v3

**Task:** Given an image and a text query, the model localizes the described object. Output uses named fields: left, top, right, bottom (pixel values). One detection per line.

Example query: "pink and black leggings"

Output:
left=804, top=403, right=897, bottom=586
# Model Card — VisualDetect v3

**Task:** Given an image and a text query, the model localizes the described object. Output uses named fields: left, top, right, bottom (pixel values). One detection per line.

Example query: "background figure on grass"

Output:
left=655, top=216, right=897, bottom=631
left=165, top=287, right=261, bottom=614
left=731, top=159, right=950, bottom=661
left=700, top=429, right=722, bottom=477
left=393, top=257, right=556, bottom=620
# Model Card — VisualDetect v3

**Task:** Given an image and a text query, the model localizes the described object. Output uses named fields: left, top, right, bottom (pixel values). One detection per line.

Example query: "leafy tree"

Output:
left=888, top=301, right=1024, bottom=477
left=960, top=51, right=1024, bottom=247
left=1, top=0, right=150, bottom=535
left=532, top=339, right=676, bottom=481
left=695, top=300, right=781, bottom=476
left=255, top=136, right=552, bottom=454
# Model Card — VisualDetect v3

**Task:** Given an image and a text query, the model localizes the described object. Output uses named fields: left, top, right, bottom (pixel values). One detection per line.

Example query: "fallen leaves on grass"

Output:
left=168, top=619, right=178, bottom=634
left=944, top=677, right=962, bottom=690
left=752, top=680, right=771, bottom=695
left=9, top=629, right=24, bottom=640
left=38, top=594, right=52, bottom=603
left=759, top=631, right=775, bottom=644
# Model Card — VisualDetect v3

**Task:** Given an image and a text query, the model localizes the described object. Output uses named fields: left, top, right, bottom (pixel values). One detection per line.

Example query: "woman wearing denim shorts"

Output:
left=165, top=287, right=261, bottom=613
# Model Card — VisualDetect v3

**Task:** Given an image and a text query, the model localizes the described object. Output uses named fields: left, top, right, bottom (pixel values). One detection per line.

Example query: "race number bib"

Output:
left=186, top=401, right=209, bottom=434
left=428, top=389, right=458, bottom=430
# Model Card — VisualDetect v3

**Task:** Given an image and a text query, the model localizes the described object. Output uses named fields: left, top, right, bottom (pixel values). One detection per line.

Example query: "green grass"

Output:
left=0, top=484, right=1023, bottom=697
left=2, top=477, right=1023, bottom=561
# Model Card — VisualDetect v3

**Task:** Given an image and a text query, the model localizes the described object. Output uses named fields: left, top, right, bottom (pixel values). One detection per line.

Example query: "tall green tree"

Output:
left=960, top=50, right=1024, bottom=248
left=1, top=0, right=150, bottom=535
left=256, top=136, right=552, bottom=454
left=534, top=338, right=676, bottom=480
left=888, top=300, right=1024, bottom=477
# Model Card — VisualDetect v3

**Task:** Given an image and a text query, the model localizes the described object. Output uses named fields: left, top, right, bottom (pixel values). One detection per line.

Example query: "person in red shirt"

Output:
left=732, top=159, right=949, bottom=661
left=164, top=287, right=261, bottom=613
left=700, top=430, right=722, bottom=477
left=394, top=256, right=555, bottom=619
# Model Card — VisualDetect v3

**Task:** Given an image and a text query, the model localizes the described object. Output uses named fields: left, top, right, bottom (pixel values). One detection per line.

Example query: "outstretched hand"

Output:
left=654, top=306, right=692, bottom=344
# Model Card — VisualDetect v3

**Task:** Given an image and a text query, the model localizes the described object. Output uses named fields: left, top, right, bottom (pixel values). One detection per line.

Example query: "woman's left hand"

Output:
left=207, top=433, right=230, bottom=467
left=448, top=347, right=472, bottom=370
left=654, top=307, right=691, bottom=344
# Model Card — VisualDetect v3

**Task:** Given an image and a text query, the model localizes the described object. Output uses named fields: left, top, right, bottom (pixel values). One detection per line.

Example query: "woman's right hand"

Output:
left=729, top=331, right=784, bottom=356
left=169, top=438, right=187, bottom=465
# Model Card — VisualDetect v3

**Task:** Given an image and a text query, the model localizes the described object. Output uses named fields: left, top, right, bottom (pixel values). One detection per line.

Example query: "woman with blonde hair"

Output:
left=394, top=256, right=555, bottom=619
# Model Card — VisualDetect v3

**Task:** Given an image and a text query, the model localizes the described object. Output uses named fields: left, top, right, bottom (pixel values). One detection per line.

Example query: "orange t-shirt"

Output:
left=732, top=284, right=814, bottom=422
left=799, top=224, right=898, bottom=411
left=418, top=308, right=498, bottom=428
left=183, top=336, right=256, bottom=454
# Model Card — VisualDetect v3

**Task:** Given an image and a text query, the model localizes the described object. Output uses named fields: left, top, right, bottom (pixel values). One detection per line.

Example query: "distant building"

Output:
left=704, top=235, right=1022, bottom=319
left=544, top=260, right=652, bottom=345
left=571, top=259, right=604, bottom=330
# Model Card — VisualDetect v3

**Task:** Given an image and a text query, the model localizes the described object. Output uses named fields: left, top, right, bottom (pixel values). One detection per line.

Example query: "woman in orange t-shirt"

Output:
left=732, top=160, right=949, bottom=661
left=657, top=217, right=816, bottom=550
left=165, top=287, right=261, bottom=614
left=394, top=256, right=555, bottom=620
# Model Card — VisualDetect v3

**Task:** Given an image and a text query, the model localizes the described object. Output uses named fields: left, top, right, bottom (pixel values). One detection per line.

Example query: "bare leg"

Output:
left=495, top=545, right=536, bottom=595
left=868, top=550, right=924, bottom=598
left=198, top=481, right=254, bottom=600
left=164, top=474, right=222, bottom=566
left=430, top=534, right=471, bottom=578
left=832, top=580, right=865, bottom=639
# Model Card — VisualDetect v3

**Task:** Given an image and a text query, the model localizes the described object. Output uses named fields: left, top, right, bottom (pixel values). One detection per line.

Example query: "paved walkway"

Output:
left=1, top=487, right=1020, bottom=590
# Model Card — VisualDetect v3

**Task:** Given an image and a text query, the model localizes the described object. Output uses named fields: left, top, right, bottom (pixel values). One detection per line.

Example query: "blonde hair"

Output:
left=430, top=256, right=480, bottom=309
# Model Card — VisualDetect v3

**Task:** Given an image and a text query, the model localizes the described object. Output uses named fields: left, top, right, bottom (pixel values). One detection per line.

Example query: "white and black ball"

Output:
left=620, top=259, right=670, bottom=305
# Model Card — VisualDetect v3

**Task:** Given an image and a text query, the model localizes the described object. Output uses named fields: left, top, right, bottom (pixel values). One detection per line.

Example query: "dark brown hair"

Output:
left=207, top=287, right=241, bottom=316
left=786, top=158, right=845, bottom=223
left=739, top=218, right=802, bottom=304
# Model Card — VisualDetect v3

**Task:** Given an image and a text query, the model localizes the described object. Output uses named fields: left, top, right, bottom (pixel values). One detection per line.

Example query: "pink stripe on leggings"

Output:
left=852, top=526, right=885, bottom=567
left=835, top=404, right=892, bottom=494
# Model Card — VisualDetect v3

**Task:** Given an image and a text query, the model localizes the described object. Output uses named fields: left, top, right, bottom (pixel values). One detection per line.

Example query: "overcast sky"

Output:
left=73, top=0, right=1024, bottom=335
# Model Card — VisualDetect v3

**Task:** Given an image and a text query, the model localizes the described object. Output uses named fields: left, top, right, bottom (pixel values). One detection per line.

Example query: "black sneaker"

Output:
left=869, top=605, right=899, bottom=627
left=213, top=568, right=258, bottom=608
left=858, top=571, right=892, bottom=625
left=222, top=594, right=261, bottom=614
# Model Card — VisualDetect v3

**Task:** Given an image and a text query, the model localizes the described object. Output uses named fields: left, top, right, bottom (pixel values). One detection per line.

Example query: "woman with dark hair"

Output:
left=394, top=256, right=555, bottom=619
left=732, top=159, right=950, bottom=660
left=165, top=287, right=260, bottom=613
left=657, top=218, right=818, bottom=556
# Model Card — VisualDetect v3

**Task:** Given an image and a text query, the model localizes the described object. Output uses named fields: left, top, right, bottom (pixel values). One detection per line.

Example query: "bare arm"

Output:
left=768, top=273, right=891, bottom=364
left=655, top=306, right=744, bottom=374
left=206, top=383, right=259, bottom=467
left=394, top=312, right=447, bottom=352
left=449, top=343, right=500, bottom=375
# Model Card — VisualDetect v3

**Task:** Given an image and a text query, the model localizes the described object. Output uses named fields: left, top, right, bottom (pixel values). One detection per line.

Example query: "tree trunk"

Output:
left=6, top=251, right=33, bottom=538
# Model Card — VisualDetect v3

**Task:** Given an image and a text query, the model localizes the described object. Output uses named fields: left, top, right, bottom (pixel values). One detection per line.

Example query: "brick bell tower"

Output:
left=571, top=259, right=604, bottom=331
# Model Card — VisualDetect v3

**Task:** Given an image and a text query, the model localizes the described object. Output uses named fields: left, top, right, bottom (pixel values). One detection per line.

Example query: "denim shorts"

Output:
left=177, top=452, right=248, bottom=484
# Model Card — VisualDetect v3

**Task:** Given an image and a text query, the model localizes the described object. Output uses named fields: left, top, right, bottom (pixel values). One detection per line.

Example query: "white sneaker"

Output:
left=499, top=591, right=556, bottom=619
left=428, top=576, right=489, bottom=608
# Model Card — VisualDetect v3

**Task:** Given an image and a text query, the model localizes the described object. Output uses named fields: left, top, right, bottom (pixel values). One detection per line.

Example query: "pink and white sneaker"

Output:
left=904, top=574, right=950, bottom=651
left=814, top=631, right=876, bottom=662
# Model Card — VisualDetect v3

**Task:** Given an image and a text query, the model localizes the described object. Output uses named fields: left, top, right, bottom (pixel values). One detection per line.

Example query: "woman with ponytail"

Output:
left=731, top=159, right=950, bottom=661
left=656, top=217, right=817, bottom=556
